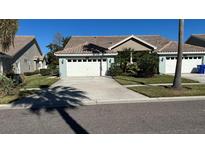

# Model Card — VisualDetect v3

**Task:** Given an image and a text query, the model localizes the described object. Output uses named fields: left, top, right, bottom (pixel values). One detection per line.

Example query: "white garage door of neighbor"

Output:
left=67, top=58, right=107, bottom=76
left=165, top=56, right=202, bottom=73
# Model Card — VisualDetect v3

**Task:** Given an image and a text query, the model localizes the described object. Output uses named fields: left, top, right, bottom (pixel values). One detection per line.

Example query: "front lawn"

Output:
left=114, top=74, right=198, bottom=85
left=129, top=85, right=205, bottom=97
left=0, top=74, right=59, bottom=104
left=23, top=74, right=59, bottom=88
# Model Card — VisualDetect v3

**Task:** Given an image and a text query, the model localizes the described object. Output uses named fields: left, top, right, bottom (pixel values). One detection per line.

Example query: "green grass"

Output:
left=0, top=74, right=59, bottom=104
left=0, top=90, right=39, bottom=104
left=23, top=74, right=59, bottom=88
left=129, top=85, right=205, bottom=97
left=0, top=94, right=19, bottom=104
left=114, top=75, right=198, bottom=85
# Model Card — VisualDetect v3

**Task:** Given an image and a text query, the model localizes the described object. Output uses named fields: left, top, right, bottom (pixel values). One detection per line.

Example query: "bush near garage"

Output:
left=111, top=49, right=159, bottom=77
left=108, top=63, right=124, bottom=76
left=40, top=68, right=51, bottom=76
left=136, top=52, right=159, bottom=77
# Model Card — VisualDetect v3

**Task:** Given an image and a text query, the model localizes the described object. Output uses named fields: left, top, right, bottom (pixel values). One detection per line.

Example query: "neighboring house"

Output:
left=0, top=36, right=47, bottom=74
left=186, top=34, right=205, bottom=47
left=55, top=35, right=205, bottom=77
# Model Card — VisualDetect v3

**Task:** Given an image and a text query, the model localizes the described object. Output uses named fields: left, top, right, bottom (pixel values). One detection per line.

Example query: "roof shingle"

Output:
left=64, top=35, right=170, bottom=50
left=0, top=36, right=35, bottom=56
left=159, top=41, right=205, bottom=53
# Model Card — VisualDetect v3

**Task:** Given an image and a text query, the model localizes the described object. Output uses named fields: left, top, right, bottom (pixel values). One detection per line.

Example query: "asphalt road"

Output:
left=0, top=100, right=205, bottom=134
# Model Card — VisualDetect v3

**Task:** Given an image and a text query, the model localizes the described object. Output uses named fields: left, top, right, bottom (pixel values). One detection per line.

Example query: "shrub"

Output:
left=51, top=68, right=59, bottom=76
left=137, top=53, right=159, bottom=77
left=24, top=70, right=39, bottom=76
left=115, top=48, right=133, bottom=72
left=126, top=63, right=139, bottom=76
left=0, top=75, right=14, bottom=95
left=40, top=68, right=51, bottom=76
left=108, top=63, right=123, bottom=76
left=6, top=72, right=24, bottom=85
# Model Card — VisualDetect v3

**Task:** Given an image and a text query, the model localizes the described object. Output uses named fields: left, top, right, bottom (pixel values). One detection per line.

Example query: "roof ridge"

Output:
left=191, top=34, right=205, bottom=36
left=71, top=35, right=162, bottom=37
left=159, top=41, right=173, bottom=51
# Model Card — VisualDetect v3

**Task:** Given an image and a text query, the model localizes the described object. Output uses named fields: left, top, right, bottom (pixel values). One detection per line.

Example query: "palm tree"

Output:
left=172, top=19, right=184, bottom=89
left=0, top=19, right=18, bottom=52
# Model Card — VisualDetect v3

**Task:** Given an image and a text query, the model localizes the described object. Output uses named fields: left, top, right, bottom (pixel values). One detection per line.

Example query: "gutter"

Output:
left=54, top=53, right=118, bottom=57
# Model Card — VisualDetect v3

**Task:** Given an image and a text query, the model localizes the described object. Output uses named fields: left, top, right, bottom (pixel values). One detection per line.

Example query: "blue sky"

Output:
left=17, top=19, right=205, bottom=54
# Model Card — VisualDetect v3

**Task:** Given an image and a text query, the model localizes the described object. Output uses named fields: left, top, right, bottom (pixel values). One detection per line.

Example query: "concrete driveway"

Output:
left=52, top=77, right=148, bottom=104
left=181, top=73, right=205, bottom=83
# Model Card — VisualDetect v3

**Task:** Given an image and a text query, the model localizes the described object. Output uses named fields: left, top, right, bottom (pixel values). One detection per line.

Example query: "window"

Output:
left=185, top=57, right=188, bottom=59
left=194, top=57, right=197, bottom=59
left=171, top=57, right=174, bottom=60
left=73, top=59, right=77, bottom=62
left=166, top=57, right=170, bottom=60
left=78, top=59, right=82, bottom=62
left=88, top=59, right=92, bottom=62
left=83, top=59, right=87, bottom=62
left=67, top=59, right=71, bottom=62
left=24, top=59, right=27, bottom=63
left=189, top=57, right=193, bottom=59
left=103, top=59, right=106, bottom=62
left=198, top=57, right=202, bottom=59
left=98, top=59, right=101, bottom=62
left=93, top=59, right=96, bottom=62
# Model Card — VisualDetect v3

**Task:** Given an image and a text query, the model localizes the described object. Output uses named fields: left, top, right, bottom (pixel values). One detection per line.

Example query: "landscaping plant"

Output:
left=0, top=75, right=14, bottom=95
left=112, top=49, right=159, bottom=77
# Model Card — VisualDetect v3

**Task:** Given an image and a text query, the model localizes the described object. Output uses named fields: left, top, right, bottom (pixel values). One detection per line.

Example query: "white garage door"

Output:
left=165, top=56, right=202, bottom=73
left=67, top=58, right=107, bottom=76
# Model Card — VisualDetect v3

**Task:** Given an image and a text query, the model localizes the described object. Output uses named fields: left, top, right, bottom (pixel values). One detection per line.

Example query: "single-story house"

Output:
left=55, top=35, right=205, bottom=77
left=0, top=36, right=47, bottom=74
left=186, top=34, right=205, bottom=47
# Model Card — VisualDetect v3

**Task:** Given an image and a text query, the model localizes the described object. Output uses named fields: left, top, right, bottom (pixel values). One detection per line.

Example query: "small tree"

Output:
left=116, top=48, right=134, bottom=72
left=46, top=33, right=70, bottom=69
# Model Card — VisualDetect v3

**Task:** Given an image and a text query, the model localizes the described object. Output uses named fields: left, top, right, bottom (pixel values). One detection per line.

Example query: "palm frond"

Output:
left=0, top=19, right=18, bottom=52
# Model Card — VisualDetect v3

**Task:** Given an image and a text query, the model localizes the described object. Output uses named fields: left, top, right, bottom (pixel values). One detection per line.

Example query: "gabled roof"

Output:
left=186, top=34, right=205, bottom=48
left=158, top=41, right=205, bottom=53
left=108, top=35, right=157, bottom=50
left=0, top=36, right=42, bottom=57
left=55, top=42, right=116, bottom=55
left=188, top=34, right=205, bottom=41
left=64, top=35, right=170, bottom=51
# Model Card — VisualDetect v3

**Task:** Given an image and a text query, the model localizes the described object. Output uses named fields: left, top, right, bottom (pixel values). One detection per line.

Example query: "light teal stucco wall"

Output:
left=203, top=56, right=205, bottom=64
left=59, top=58, right=67, bottom=78
left=107, top=57, right=115, bottom=70
left=159, top=56, right=166, bottom=74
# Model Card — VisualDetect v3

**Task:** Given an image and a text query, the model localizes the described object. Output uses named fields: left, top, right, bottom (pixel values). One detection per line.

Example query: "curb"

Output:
left=1, top=96, right=205, bottom=110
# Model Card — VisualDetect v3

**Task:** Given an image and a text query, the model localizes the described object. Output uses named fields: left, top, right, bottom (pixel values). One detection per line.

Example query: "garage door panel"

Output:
left=67, top=59, right=107, bottom=76
left=165, top=56, right=202, bottom=73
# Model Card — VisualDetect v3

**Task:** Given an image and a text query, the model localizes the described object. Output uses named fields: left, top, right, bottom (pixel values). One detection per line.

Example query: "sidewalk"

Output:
left=124, top=82, right=204, bottom=87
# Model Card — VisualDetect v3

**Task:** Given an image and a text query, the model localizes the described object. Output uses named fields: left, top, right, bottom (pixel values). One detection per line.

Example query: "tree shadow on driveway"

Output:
left=12, top=86, right=90, bottom=134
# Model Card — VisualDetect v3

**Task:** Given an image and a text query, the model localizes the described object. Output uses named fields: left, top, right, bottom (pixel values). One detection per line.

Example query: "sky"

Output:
left=16, top=19, right=205, bottom=54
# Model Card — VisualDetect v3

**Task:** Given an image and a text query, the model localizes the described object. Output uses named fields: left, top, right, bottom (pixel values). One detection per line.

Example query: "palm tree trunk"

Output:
left=172, top=19, right=184, bottom=89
